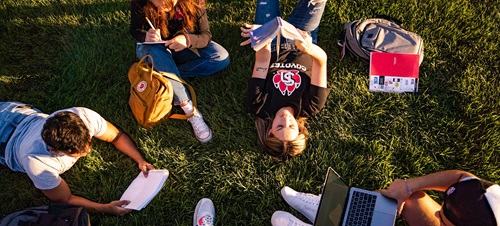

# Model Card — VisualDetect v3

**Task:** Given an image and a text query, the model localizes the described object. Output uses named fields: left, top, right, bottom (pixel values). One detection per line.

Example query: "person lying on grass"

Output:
left=240, top=0, right=330, bottom=161
left=0, top=102, right=154, bottom=216
left=270, top=170, right=499, bottom=226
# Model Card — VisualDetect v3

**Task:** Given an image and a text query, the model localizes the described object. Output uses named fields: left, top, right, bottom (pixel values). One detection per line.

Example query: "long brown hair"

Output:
left=144, top=0, right=203, bottom=38
left=255, top=117, right=309, bottom=162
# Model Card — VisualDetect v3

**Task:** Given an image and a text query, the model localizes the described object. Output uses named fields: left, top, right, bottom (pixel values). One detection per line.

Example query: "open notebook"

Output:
left=369, top=52, right=420, bottom=93
left=250, top=16, right=306, bottom=57
left=120, top=169, right=169, bottom=210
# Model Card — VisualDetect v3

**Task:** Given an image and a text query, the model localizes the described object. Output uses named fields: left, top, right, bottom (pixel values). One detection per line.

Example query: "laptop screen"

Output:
left=314, top=168, right=350, bottom=226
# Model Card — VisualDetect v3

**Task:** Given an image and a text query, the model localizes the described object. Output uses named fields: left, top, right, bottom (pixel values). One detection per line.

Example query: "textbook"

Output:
left=369, top=52, right=420, bottom=93
left=120, top=170, right=169, bottom=210
left=250, top=16, right=306, bottom=55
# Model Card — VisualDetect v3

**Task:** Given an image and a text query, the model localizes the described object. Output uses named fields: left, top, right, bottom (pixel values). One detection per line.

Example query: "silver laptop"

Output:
left=313, top=167, right=397, bottom=226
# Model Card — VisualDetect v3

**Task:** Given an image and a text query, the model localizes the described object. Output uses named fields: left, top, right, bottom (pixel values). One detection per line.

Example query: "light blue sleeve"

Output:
left=23, top=155, right=62, bottom=190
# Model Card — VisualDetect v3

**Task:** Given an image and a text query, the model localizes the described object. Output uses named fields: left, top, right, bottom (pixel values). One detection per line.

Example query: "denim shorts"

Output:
left=0, top=102, right=41, bottom=161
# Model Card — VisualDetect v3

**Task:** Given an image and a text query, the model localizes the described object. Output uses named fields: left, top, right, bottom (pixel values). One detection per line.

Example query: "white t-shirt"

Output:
left=5, top=107, right=107, bottom=190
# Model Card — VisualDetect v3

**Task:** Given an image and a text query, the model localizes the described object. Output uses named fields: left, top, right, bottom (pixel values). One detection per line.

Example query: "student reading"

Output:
left=240, top=0, right=330, bottom=161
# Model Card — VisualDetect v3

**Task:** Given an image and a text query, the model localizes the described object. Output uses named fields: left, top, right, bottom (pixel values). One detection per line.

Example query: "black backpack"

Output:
left=339, top=17, right=424, bottom=65
left=0, top=204, right=90, bottom=226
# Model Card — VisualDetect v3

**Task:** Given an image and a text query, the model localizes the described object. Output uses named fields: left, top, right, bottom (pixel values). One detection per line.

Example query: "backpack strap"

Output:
left=158, top=72, right=197, bottom=120
left=44, top=203, right=89, bottom=226
left=144, top=54, right=197, bottom=120
left=338, top=28, right=347, bottom=60
left=338, top=20, right=370, bottom=61
left=0, top=206, right=48, bottom=226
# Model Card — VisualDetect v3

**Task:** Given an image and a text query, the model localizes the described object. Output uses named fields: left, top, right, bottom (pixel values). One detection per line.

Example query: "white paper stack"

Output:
left=120, top=169, right=169, bottom=210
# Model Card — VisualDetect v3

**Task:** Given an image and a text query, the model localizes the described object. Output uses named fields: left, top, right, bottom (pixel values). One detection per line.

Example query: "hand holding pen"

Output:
left=145, top=16, right=186, bottom=51
left=145, top=17, right=162, bottom=42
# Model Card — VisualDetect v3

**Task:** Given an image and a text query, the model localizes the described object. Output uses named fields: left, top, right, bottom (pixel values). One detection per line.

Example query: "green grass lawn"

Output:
left=0, top=0, right=499, bottom=225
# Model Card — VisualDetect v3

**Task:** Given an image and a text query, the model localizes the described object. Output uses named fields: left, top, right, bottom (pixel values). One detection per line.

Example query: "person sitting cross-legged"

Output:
left=130, top=0, right=231, bottom=143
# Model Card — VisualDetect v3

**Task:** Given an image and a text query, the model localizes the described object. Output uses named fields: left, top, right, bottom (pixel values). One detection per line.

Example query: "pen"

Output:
left=145, top=17, right=155, bottom=30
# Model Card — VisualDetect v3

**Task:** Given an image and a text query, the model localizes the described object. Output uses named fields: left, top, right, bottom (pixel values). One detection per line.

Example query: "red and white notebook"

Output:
left=369, top=52, right=420, bottom=93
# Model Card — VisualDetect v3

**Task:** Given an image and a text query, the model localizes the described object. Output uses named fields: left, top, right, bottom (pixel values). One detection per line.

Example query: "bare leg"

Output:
left=400, top=191, right=442, bottom=226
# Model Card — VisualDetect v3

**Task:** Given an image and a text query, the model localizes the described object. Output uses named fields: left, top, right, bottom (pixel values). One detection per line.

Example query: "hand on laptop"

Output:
left=380, top=179, right=412, bottom=214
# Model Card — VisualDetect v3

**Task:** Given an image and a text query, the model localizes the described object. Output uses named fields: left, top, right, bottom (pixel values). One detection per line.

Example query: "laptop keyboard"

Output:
left=345, top=191, right=377, bottom=226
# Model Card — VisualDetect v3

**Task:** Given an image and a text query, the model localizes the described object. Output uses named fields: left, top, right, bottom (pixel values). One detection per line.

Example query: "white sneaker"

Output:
left=187, top=109, right=213, bottom=143
left=271, top=211, right=312, bottom=226
left=281, top=186, right=320, bottom=223
left=193, top=198, right=215, bottom=226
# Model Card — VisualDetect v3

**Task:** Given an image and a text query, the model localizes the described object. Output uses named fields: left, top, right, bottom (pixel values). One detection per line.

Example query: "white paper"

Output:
left=120, top=170, right=169, bottom=210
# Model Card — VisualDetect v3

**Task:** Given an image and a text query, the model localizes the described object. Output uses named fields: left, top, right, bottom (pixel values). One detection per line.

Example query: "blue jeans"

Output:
left=0, top=102, right=40, bottom=165
left=254, top=0, right=327, bottom=44
left=136, top=41, right=229, bottom=104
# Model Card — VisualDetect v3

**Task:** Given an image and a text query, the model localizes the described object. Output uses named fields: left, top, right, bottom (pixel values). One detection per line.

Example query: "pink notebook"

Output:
left=369, top=52, right=420, bottom=93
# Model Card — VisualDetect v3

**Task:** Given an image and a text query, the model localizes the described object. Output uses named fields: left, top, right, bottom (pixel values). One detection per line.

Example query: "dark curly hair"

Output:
left=41, top=111, right=91, bottom=155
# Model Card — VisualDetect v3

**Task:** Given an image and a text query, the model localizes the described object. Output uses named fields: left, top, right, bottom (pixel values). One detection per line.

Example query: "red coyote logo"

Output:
left=273, top=70, right=301, bottom=96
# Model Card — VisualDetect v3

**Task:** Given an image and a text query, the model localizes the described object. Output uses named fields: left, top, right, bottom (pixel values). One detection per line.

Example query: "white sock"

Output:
left=181, top=100, right=194, bottom=115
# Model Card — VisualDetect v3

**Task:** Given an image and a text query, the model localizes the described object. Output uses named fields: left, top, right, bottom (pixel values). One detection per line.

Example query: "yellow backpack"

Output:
left=128, top=55, right=196, bottom=129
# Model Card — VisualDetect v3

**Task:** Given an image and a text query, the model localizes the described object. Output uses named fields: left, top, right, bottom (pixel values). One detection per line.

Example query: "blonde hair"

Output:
left=255, top=117, right=309, bottom=162
left=144, top=0, right=203, bottom=38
